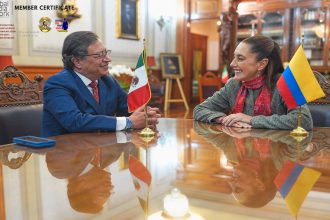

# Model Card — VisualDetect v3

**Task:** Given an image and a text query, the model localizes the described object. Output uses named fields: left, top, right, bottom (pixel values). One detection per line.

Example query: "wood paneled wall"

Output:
left=176, top=0, right=191, bottom=103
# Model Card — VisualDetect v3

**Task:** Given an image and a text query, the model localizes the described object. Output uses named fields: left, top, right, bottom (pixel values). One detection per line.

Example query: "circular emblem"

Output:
left=131, top=76, right=139, bottom=86
left=39, top=17, right=51, bottom=32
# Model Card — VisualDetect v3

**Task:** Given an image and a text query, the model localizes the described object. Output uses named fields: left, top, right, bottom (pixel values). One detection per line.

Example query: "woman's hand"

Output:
left=214, top=115, right=252, bottom=128
left=232, top=121, right=252, bottom=128
left=221, top=125, right=252, bottom=138
left=214, top=116, right=225, bottom=124
left=221, top=113, right=253, bottom=127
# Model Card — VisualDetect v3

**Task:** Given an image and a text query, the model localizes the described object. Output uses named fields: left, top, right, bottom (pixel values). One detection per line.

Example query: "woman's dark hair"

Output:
left=62, top=31, right=99, bottom=70
left=242, top=35, right=284, bottom=89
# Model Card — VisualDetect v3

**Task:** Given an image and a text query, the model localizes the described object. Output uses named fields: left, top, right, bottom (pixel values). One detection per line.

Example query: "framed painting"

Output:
left=116, top=0, right=140, bottom=40
left=160, top=53, right=184, bottom=79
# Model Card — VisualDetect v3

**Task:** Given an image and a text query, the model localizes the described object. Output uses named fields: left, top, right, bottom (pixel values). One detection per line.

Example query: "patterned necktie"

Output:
left=89, top=81, right=99, bottom=103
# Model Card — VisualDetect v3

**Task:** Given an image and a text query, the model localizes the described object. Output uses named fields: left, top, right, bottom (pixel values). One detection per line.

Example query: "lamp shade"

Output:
left=147, top=56, right=156, bottom=67
left=0, top=56, right=14, bottom=70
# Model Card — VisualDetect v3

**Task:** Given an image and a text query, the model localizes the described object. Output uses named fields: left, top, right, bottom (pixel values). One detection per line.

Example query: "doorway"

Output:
left=189, top=20, right=220, bottom=103
left=189, top=33, right=208, bottom=102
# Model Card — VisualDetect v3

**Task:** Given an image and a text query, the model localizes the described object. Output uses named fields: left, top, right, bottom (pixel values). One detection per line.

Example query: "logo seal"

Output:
left=39, top=17, right=51, bottom=32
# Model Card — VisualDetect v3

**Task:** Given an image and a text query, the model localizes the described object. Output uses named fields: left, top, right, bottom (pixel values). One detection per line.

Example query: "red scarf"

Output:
left=232, top=75, right=272, bottom=116
left=233, top=138, right=270, bottom=175
left=235, top=138, right=270, bottom=162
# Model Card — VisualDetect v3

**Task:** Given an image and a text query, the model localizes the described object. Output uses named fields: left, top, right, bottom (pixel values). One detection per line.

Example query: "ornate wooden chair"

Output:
left=307, top=71, right=330, bottom=127
left=0, top=66, right=44, bottom=145
left=198, top=72, right=222, bottom=103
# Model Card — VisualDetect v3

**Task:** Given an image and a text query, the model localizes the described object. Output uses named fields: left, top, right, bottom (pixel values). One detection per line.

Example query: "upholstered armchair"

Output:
left=307, top=71, right=330, bottom=127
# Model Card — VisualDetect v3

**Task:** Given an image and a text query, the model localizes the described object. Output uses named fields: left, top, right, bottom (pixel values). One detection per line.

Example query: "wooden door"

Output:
left=189, top=33, right=208, bottom=102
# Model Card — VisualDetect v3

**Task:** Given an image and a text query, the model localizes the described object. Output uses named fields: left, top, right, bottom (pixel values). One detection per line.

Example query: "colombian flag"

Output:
left=127, top=50, right=151, bottom=112
left=276, top=46, right=325, bottom=110
left=274, top=160, right=321, bottom=217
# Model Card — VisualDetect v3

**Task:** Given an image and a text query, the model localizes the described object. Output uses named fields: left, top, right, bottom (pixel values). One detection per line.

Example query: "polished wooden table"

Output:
left=0, top=119, right=329, bottom=220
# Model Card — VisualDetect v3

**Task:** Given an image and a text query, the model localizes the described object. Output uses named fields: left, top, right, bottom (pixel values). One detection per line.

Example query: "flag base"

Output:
left=290, top=126, right=308, bottom=140
left=139, top=127, right=155, bottom=139
left=290, top=106, right=309, bottom=141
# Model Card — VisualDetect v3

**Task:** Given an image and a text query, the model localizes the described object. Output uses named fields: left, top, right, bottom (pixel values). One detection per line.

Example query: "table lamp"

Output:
left=0, top=56, right=14, bottom=70
left=148, top=188, right=204, bottom=219
left=148, top=188, right=204, bottom=220
left=147, top=56, right=156, bottom=76
left=163, top=188, right=189, bottom=218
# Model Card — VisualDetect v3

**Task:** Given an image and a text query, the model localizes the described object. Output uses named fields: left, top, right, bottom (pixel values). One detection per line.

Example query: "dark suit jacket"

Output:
left=42, top=69, right=129, bottom=137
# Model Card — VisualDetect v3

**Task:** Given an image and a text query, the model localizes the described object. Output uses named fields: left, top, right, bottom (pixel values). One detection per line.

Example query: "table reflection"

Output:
left=46, top=137, right=133, bottom=213
left=0, top=145, right=31, bottom=169
left=0, top=119, right=329, bottom=220
left=194, top=122, right=316, bottom=208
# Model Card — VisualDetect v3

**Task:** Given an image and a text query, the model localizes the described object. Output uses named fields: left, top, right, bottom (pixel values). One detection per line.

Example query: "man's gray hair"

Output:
left=62, top=31, right=99, bottom=70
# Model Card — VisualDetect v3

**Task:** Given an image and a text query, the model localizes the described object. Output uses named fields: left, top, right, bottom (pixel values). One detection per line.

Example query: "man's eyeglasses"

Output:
left=83, top=50, right=111, bottom=59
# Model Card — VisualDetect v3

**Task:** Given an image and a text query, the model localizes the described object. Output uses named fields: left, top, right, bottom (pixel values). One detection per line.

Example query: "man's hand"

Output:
left=146, top=106, right=161, bottom=130
left=129, top=106, right=146, bottom=129
left=129, top=106, right=161, bottom=129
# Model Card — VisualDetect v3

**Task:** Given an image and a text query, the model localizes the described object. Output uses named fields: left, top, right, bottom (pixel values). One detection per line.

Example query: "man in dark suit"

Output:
left=42, top=31, right=160, bottom=137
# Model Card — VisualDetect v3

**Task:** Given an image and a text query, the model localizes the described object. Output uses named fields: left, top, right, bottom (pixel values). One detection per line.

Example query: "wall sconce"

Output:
left=187, top=13, right=191, bottom=28
left=216, top=19, right=221, bottom=32
left=156, top=15, right=172, bottom=31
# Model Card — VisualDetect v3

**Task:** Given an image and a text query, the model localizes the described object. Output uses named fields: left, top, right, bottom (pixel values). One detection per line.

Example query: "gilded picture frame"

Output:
left=160, top=53, right=185, bottom=79
left=116, top=0, right=140, bottom=40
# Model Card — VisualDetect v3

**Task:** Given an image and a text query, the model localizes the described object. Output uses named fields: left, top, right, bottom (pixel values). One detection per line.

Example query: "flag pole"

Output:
left=146, top=140, right=150, bottom=219
left=140, top=135, right=154, bottom=219
left=290, top=33, right=308, bottom=139
left=143, top=38, right=148, bottom=128
left=139, top=38, right=155, bottom=138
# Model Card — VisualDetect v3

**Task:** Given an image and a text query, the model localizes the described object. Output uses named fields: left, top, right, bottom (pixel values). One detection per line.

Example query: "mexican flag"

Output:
left=128, top=155, right=151, bottom=215
left=127, top=51, right=151, bottom=112
left=222, top=65, right=229, bottom=84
